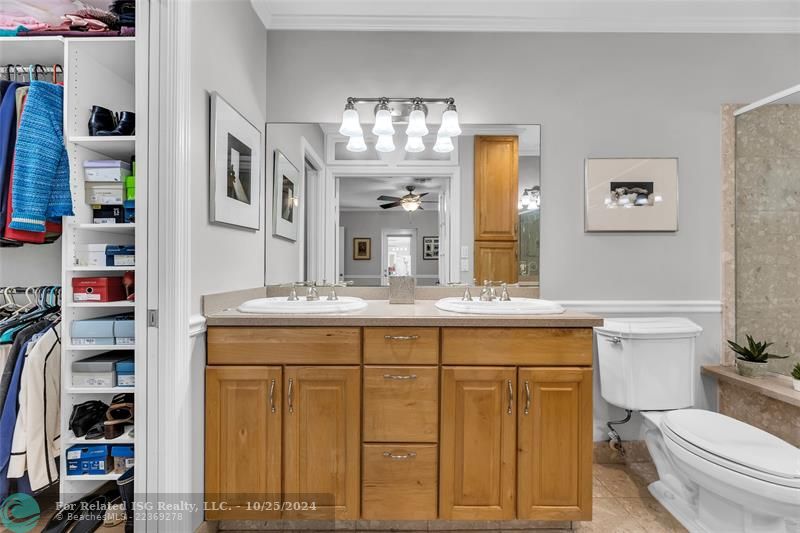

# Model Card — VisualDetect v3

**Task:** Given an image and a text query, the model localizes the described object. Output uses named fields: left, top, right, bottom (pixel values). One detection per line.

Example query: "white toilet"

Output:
left=596, top=317, right=800, bottom=533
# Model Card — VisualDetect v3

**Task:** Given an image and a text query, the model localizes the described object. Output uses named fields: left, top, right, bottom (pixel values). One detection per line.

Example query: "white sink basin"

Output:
left=435, top=297, right=565, bottom=315
left=237, top=296, right=368, bottom=314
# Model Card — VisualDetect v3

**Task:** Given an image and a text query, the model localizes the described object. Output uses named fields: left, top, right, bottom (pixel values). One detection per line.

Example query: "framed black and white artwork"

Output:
left=584, top=158, right=679, bottom=232
left=423, top=236, right=439, bottom=260
left=272, top=150, right=300, bottom=241
left=209, top=92, right=262, bottom=230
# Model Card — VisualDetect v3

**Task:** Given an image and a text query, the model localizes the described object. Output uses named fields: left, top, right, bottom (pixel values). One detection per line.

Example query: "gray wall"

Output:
left=190, top=0, right=268, bottom=314
left=265, top=123, right=325, bottom=284
left=341, top=210, right=439, bottom=285
left=266, top=31, right=800, bottom=301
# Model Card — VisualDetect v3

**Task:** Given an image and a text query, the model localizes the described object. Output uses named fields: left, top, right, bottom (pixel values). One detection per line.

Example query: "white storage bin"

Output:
left=75, top=244, right=109, bottom=267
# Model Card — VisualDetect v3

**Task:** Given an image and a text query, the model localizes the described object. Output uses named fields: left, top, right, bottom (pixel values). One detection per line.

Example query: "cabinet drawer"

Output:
left=207, top=327, right=360, bottom=365
left=441, top=328, right=593, bottom=366
left=364, top=327, right=439, bottom=364
left=363, top=366, right=438, bottom=442
left=362, top=444, right=438, bottom=520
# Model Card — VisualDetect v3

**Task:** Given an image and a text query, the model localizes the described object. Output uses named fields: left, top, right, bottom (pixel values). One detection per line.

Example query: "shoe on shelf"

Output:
left=88, top=105, right=116, bottom=136
left=95, top=111, right=135, bottom=137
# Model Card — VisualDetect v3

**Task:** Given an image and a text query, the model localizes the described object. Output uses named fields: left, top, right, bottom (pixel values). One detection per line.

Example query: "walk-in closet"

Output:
left=0, top=7, right=147, bottom=530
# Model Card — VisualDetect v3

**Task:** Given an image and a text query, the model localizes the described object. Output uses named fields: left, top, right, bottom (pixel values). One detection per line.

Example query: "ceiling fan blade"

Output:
left=377, top=195, right=401, bottom=202
left=380, top=201, right=403, bottom=209
left=417, top=192, right=430, bottom=197
left=420, top=200, right=438, bottom=203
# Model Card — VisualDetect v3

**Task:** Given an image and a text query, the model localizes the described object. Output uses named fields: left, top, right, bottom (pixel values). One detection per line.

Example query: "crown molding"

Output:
left=253, top=1, right=800, bottom=34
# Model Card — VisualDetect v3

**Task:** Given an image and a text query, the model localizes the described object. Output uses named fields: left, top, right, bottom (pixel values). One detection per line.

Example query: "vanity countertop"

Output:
left=204, top=298, right=602, bottom=328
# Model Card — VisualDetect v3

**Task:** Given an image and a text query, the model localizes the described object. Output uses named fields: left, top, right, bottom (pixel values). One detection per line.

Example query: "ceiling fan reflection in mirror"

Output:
left=378, top=185, right=438, bottom=212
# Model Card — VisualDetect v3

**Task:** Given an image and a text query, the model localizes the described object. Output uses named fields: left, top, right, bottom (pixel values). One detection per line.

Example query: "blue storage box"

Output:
left=66, top=444, right=111, bottom=476
left=115, top=358, right=135, bottom=387
left=123, top=200, right=135, bottom=223
left=71, top=313, right=135, bottom=346
left=106, top=245, right=135, bottom=267
left=111, top=445, right=135, bottom=473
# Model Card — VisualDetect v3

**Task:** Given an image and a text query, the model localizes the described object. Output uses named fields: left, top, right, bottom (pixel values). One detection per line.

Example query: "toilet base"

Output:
left=648, top=480, right=709, bottom=533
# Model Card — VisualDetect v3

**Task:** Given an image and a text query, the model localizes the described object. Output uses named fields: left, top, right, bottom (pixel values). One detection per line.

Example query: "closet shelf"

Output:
left=66, top=386, right=135, bottom=394
left=66, top=473, right=123, bottom=481
left=69, top=301, right=135, bottom=308
left=68, top=136, right=135, bottom=159
left=66, top=345, right=135, bottom=352
left=66, top=431, right=134, bottom=445
left=74, top=223, right=136, bottom=232
left=69, top=266, right=133, bottom=272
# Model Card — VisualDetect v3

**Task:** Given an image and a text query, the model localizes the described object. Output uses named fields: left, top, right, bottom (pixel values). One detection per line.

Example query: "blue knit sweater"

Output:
left=9, top=82, right=73, bottom=233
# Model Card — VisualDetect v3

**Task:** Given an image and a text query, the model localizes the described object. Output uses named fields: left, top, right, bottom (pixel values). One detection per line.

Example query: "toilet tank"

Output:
left=595, top=317, right=703, bottom=411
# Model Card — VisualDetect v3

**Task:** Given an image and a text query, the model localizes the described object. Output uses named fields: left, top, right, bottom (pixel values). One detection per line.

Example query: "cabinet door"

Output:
left=440, top=367, right=516, bottom=520
left=474, top=241, right=518, bottom=284
left=206, top=366, right=282, bottom=520
left=518, top=367, right=592, bottom=521
left=474, top=135, right=518, bottom=241
left=283, top=366, right=361, bottom=520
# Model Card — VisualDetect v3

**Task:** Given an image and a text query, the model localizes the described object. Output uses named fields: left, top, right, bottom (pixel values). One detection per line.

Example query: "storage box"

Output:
left=125, top=175, right=135, bottom=201
left=111, top=445, right=134, bottom=474
left=115, top=358, right=135, bottom=386
left=123, top=200, right=135, bottom=223
left=86, top=183, right=124, bottom=205
left=66, top=444, right=112, bottom=476
left=84, top=160, right=131, bottom=183
left=105, top=245, right=135, bottom=267
left=71, top=313, right=135, bottom=346
left=72, top=351, right=133, bottom=387
left=92, top=205, right=125, bottom=224
left=76, top=244, right=108, bottom=267
left=72, top=277, right=126, bottom=303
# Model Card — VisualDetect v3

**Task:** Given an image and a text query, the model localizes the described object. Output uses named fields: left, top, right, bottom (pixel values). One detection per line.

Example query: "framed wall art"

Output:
left=209, top=92, right=262, bottom=230
left=584, top=158, right=679, bottom=232
left=423, top=236, right=439, bottom=260
left=353, top=238, right=371, bottom=260
left=272, top=150, right=300, bottom=241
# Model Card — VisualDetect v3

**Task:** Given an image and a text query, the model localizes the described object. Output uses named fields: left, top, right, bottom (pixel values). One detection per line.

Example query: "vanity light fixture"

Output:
left=339, top=96, right=461, bottom=153
left=405, top=135, right=425, bottom=153
left=520, top=186, right=541, bottom=210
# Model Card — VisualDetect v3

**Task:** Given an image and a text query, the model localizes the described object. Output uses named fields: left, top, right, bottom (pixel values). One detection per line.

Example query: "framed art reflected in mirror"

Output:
left=273, top=150, right=299, bottom=241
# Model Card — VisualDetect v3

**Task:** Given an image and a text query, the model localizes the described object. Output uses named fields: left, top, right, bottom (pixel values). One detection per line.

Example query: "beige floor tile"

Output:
left=574, top=517, right=647, bottom=533
left=592, top=477, right=614, bottom=498
left=599, top=478, right=651, bottom=499
left=617, top=498, right=686, bottom=533
left=592, top=465, right=630, bottom=484
left=625, top=463, right=659, bottom=488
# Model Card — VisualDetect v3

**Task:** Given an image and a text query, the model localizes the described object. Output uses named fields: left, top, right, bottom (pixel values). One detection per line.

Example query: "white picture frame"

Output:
left=209, top=92, right=262, bottom=230
left=272, top=150, right=300, bottom=241
left=584, top=158, right=679, bottom=232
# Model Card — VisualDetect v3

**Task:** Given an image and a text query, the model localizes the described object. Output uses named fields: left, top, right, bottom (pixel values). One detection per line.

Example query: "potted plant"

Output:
left=792, top=363, right=800, bottom=392
left=727, top=335, right=788, bottom=378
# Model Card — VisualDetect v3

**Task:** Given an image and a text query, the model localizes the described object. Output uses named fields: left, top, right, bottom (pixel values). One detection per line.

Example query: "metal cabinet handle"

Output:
left=507, top=379, right=513, bottom=415
left=524, top=380, right=531, bottom=416
left=383, top=374, right=417, bottom=380
left=384, top=335, right=419, bottom=341
left=287, top=378, right=294, bottom=414
left=269, top=379, right=276, bottom=413
left=383, top=451, right=417, bottom=460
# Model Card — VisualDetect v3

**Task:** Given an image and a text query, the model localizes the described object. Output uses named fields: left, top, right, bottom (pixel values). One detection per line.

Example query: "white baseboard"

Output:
left=557, top=300, right=722, bottom=314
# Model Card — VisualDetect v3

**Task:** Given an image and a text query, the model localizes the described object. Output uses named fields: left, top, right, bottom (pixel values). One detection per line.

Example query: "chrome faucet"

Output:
left=327, top=281, right=353, bottom=301
left=448, top=281, right=473, bottom=301
left=480, top=280, right=493, bottom=301
left=306, top=283, right=320, bottom=301
left=499, top=282, right=511, bottom=301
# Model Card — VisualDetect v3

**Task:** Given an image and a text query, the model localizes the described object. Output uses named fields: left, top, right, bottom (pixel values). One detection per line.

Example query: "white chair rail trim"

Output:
left=557, top=300, right=722, bottom=314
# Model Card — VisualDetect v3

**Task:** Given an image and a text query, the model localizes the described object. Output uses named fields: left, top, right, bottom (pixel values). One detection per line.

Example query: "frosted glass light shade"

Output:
left=438, top=109, right=462, bottom=137
left=406, top=109, right=428, bottom=137
left=372, top=109, right=395, bottom=136
left=346, top=135, right=367, bottom=152
left=339, top=108, right=362, bottom=137
left=375, top=135, right=396, bottom=153
left=402, top=201, right=420, bottom=212
left=432, top=135, right=454, bottom=153
left=405, top=135, right=425, bottom=153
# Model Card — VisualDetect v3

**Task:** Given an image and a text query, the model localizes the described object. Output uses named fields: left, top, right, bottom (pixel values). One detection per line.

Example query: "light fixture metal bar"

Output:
left=348, top=97, right=455, bottom=105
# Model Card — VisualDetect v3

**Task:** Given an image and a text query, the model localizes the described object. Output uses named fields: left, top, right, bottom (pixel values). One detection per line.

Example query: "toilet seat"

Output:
left=662, top=409, right=800, bottom=488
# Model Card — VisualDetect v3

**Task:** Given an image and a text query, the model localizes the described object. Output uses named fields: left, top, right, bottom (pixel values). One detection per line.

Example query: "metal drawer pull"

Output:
left=524, top=380, right=531, bottom=416
left=383, top=374, right=417, bottom=380
left=287, top=378, right=294, bottom=414
left=507, top=379, right=513, bottom=415
left=383, top=451, right=417, bottom=460
left=384, top=335, right=419, bottom=341
left=269, top=379, right=276, bottom=413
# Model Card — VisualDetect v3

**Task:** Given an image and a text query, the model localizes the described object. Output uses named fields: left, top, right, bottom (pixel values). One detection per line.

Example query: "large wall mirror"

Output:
left=265, top=123, right=540, bottom=288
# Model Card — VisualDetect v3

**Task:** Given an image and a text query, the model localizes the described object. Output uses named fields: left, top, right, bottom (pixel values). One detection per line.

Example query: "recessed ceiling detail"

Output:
left=252, top=1, right=800, bottom=34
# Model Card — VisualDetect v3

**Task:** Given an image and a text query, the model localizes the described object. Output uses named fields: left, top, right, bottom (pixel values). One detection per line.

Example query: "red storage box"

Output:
left=72, top=277, right=126, bottom=303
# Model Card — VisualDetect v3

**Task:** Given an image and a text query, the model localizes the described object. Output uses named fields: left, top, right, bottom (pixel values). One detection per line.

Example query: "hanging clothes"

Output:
left=8, top=81, right=72, bottom=233
left=0, top=80, right=25, bottom=243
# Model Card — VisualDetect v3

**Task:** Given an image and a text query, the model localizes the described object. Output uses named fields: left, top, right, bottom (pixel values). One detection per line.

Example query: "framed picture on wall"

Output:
left=584, top=158, right=679, bottom=232
left=423, top=236, right=439, bottom=260
left=353, top=238, right=371, bottom=260
left=209, top=92, right=262, bottom=230
left=272, top=150, right=300, bottom=241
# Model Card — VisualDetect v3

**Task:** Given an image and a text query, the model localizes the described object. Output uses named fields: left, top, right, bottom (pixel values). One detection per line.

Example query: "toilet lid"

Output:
left=663, top=409, right=800, bottom=480
left=595, top=317, right=703, bottom=339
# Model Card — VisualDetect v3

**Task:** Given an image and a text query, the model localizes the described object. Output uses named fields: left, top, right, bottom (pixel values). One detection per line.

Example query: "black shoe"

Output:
left=95, top=111, right=135, bottom=137
left=88, top=106, right=116, bottom=136
left=117, top=467, right=134, bottom=533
